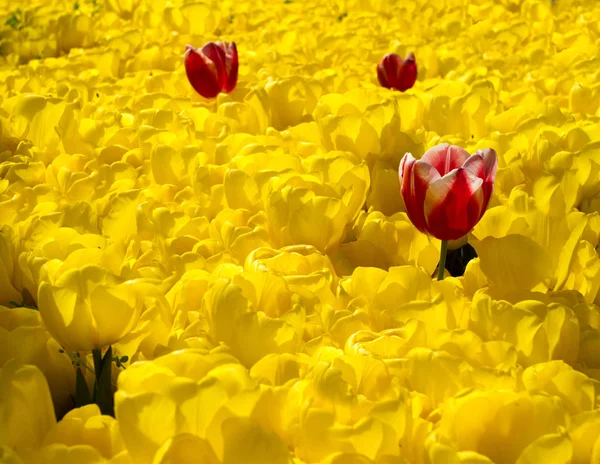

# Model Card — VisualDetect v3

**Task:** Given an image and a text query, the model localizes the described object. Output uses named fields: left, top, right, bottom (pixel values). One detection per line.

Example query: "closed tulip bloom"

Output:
left=42, top=404, right=125, bottom=459
left=0, top=361, right=57, bottom=452
left=377, top=52, right=417, bottom=92
left=38, top=263, right=148, bottom=352
left=399, top=144, right=497, bottom=241
left=184, top=41, right=238, bottom=98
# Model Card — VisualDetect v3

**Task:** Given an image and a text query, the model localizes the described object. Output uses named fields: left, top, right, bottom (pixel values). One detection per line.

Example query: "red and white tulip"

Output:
left=184, top=41, right=238, bottom=99
left=399, top=144, right=497, bottom=242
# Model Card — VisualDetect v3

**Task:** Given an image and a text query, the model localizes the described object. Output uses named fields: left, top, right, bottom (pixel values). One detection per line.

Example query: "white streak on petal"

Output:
left=424, top=169, right=483, bottom=219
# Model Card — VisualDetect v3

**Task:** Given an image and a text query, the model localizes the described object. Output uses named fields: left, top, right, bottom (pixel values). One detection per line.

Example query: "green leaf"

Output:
left=4, top=9, right=23, bottom=30
left=75, top=367, right=92, bottom=407
left=92, top=349, right=102, bottom=381
left=8, top=300, right=38, bottom=311
left=93, top=346, right=114, bottom=416
left=92, top=377, right=98, bottom=403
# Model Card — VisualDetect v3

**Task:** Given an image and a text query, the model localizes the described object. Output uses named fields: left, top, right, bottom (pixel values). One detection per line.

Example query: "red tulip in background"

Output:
left=377, top=52, right=417, bottom=92
left=184, top=41, right=238, bottom=98
left=399, top=144, right=497, bottom=279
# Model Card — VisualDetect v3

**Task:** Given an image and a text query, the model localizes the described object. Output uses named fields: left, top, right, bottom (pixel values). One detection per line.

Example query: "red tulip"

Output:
left=399, top=144, right=497, bottom=241
left=184, top=41, right=238, bottom=98
left=377, top=52, right=417, bottom=92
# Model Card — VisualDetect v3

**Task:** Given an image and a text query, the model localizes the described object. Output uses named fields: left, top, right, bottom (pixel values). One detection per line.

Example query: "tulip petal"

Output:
left=220, top=41, right=238, bottom=93
left=184, top=49, right=222, bottom=99
left=414, top=160, right=442, bottom=189
left=424, top=168, right=484, bottom=241
left=473, top=148, right=498, bottom=217
left=399, top=154, right=422, bottom=231
left=0, top=361, right=57, bottom=451
left=376, top=63, right=390, bottom=89
left=397, top=52, right=417, bottom=92
left=200, top=42, right=227, bottom=90
left=461, top=153, right=485, bottom=179
left=377, top=53, right=402, bottom=89
left=478, top=148, right=498, bottom=179
left=398, top=151, right=415, bottom=182
left=421, top=144, right=471, bottom=176
left=400, top=153, right=440, bottom=233
left=153, top=434, right=220, bottom=464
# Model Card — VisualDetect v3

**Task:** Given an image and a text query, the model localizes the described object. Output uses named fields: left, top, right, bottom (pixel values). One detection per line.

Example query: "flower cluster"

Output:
left=1, top=0, right=600, bottom=463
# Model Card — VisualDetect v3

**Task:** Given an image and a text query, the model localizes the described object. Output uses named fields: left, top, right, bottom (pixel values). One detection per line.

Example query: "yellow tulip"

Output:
left=29, top=444, right=116, bottom=464
left=515, top=430, right=572, bottom=464
left=0, top=361, right=56, bottom=453
left=0, top=226, right=21, bottom=306
left=337, top=211, right=440, bottom=274
left=0, top=306, right=76, bottom=418
left=569, top=410, right=600, bottom=464
left=204, top=277, right=299, bottom=366
left=0, top=446, right=24, bottom=464
left=472, top=189, right=600, bottom=301
left=521, top=361, right=596, bottom=415
left=42, top=404, right=125, bottom=459
left=115, top=348, right=294, bottom=463
left=38, top=263, right=149, bottom=351
left=265, top=177, right=351, bottom=253
left=153, top=434, right=219, bottom=464
left=437, top=390, right=567, bottom=464
left=469, top=293, right=580, bottom=366
left=56, top=13, right=95, bottom=53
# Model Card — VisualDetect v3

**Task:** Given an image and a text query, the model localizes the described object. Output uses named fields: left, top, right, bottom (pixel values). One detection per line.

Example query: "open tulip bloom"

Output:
left=399, top=144, right=498, bottom=280
left=184, top=41, right=238, bottom=99
left=377, top=52, right=417, bottom=92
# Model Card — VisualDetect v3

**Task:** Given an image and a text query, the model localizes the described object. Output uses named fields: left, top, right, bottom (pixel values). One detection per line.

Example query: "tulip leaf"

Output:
left=446, top=243, right=478, bottom=277
left=75, top=367, right=92, bottom=407
left=92, top=346, right=115, bottom=416
left=4, top=9, right=23, bottom=30
left=111, top=353, right=129, bottom=368
left=92, top=348, right=102, bottom=380
left=92, top=378, right=98, bottom=403
left=8, top=300, right=38, bottom=311
left=91, top=350, right=100, bottom=403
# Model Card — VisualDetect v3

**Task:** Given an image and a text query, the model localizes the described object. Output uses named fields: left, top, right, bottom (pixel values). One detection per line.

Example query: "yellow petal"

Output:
left=0, top=361, right=56, bottom=452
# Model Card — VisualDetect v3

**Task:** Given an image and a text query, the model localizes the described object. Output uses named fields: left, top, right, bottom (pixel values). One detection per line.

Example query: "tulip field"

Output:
left=2, top=0, right=600, bottom=462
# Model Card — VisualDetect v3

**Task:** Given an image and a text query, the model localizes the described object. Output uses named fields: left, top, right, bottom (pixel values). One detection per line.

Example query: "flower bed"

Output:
left=1, top=0, right=600, bottom=463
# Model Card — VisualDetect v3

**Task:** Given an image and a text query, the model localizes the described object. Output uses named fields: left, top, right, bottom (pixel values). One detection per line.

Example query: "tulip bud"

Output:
left=377, top=52, right=417, bottom=92
left=399, top=144, right=498, bottom=241
left=184, top=41, right=238, bottom=99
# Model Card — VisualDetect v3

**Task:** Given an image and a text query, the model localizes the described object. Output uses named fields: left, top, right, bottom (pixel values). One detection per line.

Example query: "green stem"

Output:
left=437, top=240, right=448, bottom=281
